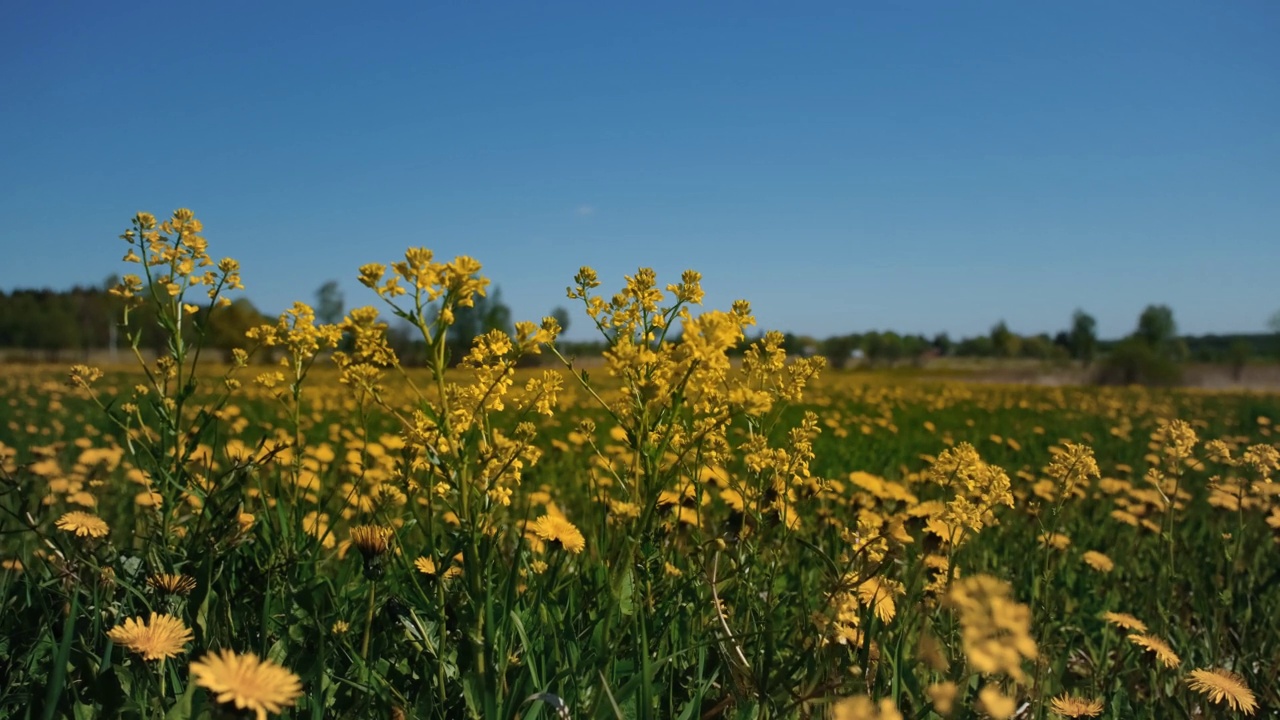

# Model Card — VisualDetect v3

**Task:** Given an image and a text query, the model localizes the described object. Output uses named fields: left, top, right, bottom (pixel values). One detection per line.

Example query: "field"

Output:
left=2, top=213, right=1279, bottom=719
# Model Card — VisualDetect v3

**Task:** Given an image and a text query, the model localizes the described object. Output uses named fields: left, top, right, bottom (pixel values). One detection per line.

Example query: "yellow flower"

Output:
left=349, top=525, right=393, bottom=558
left=530, top=514, right=586, bottom=554
left=148, top=573, right=197, bottom=596
left=55, top=511, right=109, bottom=538
left=189, top=649, right=303, bottom=720
left=832, top=696, right=902, bottom=720
left=948, top=575, right=1037, bottom=682
left=978, top=685, right=1016, bottom=720
left=1100, top=611, right=1146, bottom=632
left=1081, top=551, right=1114, bottom=573
left=106, top=613, right=193, bottom=661
left=1127, top=633, right=1181, bottom=668
left=1050, top=694, right=1104, bottom=717
left=1186, top=668, right=1258, bottom=715
left=414, top=556, right=437, bottom=575
left=926, top=682, right=958, bottom=715
left=332, top=620, right=350, bottom=635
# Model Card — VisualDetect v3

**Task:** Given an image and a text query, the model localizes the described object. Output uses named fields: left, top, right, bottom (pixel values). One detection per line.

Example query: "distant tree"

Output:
left=550, top=306, right=571, bottom=336
left=931, top=332, right=953, bottom=356
left=1068, top=309, right=1098, bottom=366
left=1228, top=339, right=1251, bottom=382
left=990, top=321, right=1020, bottom=358
left=1020, top=333, right=1058, bottom=360
left=1097, top=304, right=1183, bottom=386
left=208, top=298, right=270, bottom=360
left=315, top=280, right=345, bottom=325
left=1270, top=310, right=1280, bottom=359
left=820, top=334, right=859, bottom=369
left=447, top=286, right=513, bottom=365
left=1136, top=305, right=1177, bottom=354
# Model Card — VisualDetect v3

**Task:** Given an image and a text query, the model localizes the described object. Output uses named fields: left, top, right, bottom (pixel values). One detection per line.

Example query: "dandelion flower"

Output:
left=1100, top=611, right=1146, bottom=632
left=148, top=573, right=197, bottom=596
left=832, top=695, right=903, bottom=720
left=1186, top=668, right=1258, bottom=715
left=1127, top=633, right=1181, bottom=668
left=189, top=649, right=303, bottom=720
left=530, top=514, right=586, bottom=554
left=978, top=685, right=1016, bottom=720
left=348, top=524, right=393, bottom=558
left=1081, top=551, right=1114, bottom=573
left=414, top=556, right=437, bottom=575
left=55, top=511, right=109, bottom=538
left=106, top=613, right=193, bottom=661
left=926, top=682, right=958, bottom=715
left=1050, top=694, right=1104, bottom=717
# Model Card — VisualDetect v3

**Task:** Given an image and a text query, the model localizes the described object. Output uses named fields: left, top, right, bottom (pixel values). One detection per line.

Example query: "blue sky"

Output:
left=2, top=1, right=1277, bottom=341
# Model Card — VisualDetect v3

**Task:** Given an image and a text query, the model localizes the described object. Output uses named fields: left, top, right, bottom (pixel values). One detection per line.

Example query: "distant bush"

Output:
left=1095, top=337, right=1182, bottom=386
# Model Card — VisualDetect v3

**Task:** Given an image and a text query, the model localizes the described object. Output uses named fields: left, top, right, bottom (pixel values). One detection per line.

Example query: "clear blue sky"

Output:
left=2, top=1, right=1277, bottom=341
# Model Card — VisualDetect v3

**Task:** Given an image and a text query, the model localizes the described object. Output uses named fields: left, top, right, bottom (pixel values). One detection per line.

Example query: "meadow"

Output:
left=1, top=211, right=1278, bottom=719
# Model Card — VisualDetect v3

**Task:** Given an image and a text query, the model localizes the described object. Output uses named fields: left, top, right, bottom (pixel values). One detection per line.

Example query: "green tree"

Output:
left=1068, top=309, right=1098, bottom=366
left=1136, top=304, right=1177, bottom=355
left=315, top=280, right=345, bottom=325
left=550, top=306, right=571, bottom=336
left=446, top=286, right=513, bottom=365
left=1228, top=339, right=1252, bottom=382
left=990, top=320, right=1021, bottom=358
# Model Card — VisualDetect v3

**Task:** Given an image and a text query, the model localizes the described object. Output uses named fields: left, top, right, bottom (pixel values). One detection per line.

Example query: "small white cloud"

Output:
left=576, top=204, right=595, bottom=216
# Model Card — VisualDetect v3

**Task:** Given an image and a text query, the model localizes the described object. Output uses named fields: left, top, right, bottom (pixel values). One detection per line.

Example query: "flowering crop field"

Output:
left=1, top=212, right=1278, bottom=720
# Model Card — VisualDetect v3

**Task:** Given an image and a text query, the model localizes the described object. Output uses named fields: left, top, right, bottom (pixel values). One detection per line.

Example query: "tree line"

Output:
left=1, top=285, right=1276, bottom=379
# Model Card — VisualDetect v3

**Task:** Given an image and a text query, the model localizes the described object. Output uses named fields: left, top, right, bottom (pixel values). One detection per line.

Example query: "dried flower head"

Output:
left=148, top=573, right=197, bottom=596
left=348, top=525, right=393, bottom=559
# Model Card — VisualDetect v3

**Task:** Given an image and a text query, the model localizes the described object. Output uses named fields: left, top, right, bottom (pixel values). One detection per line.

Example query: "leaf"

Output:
left=617, top=567, right=636, bottom=617
left=165, top=678, right=197, bottom=720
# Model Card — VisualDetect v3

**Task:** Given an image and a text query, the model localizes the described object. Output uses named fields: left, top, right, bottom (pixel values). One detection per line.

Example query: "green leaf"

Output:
left=617, top=567, right=635, bottom=617
left=164, top=678, right=197, bottom=720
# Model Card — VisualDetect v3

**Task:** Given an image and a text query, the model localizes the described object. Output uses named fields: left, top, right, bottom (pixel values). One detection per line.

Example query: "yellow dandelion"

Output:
left=530, top=514, right=586, bottom=554
left=1100, top=611, right=1146, bottom=632
left=1186, top=668, right=1258, bottom=715
left=414, top=556, right=437, bottom=575
left=189, top=649, right=303, bottom=720
left=1081, top=551, right=1114, bottom=573
left=926, top=681, right=958, bottom=715
left=348, top=524, right=393, bottom=558
left=832, top=695, right=903, bottom=720
left=1050, top=694, right=1104, bottom=717
left=148, top=573, right=197, bottom=596
left=55, top=511, right=109, bottom=538
left=331, top=620, right=350, bottom=635
left=978, top=685, right=1016, bottom=720
left=106, top=613, right=194, bottom=661
left=1127, top=633, right=1181, bottom=668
